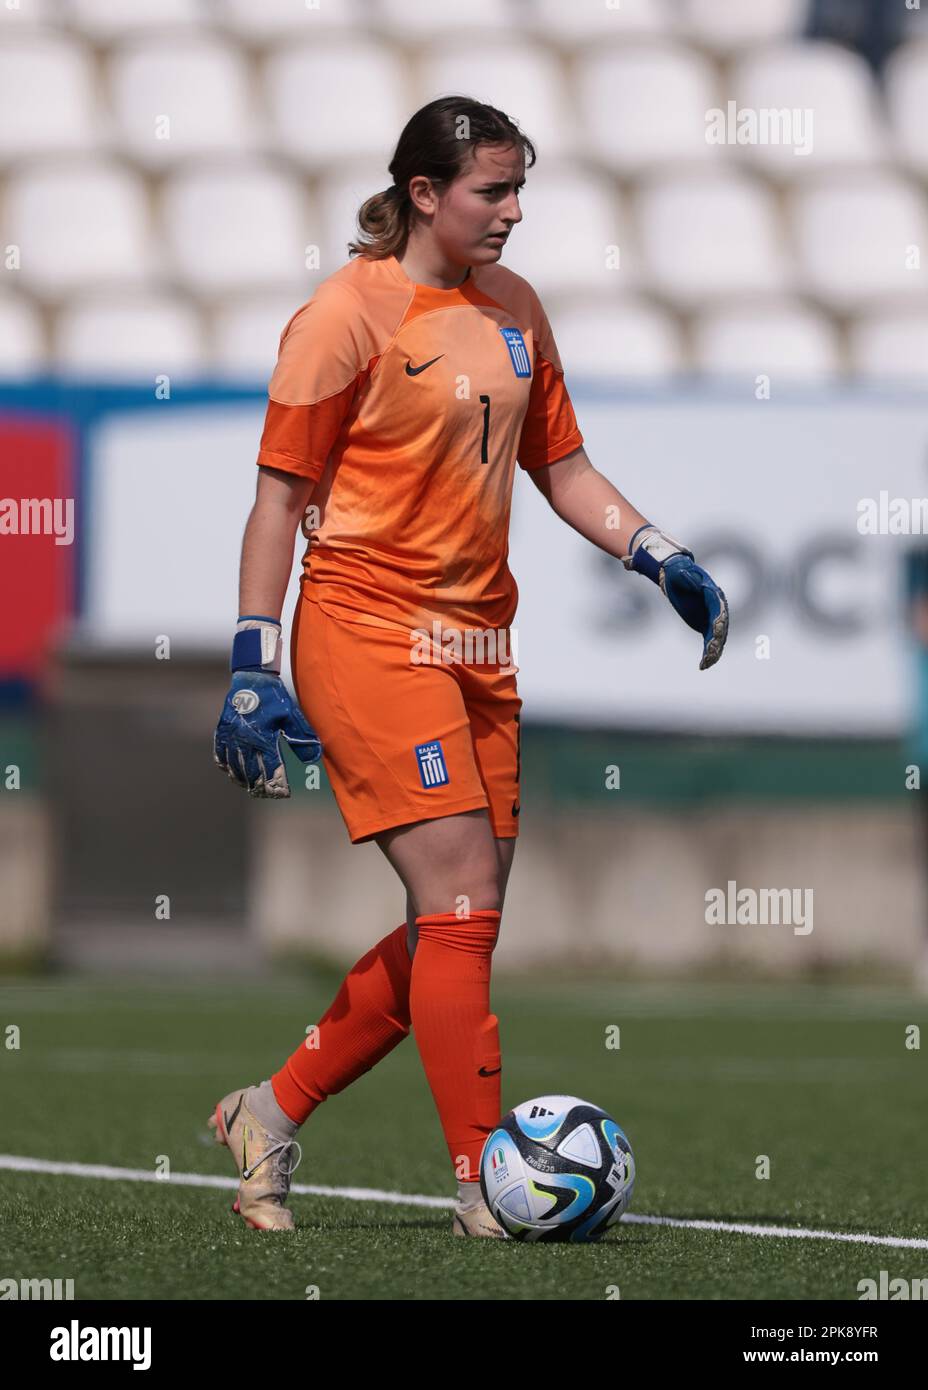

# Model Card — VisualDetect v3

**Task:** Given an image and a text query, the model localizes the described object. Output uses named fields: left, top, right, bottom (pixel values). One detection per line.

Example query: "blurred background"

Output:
left=3, top=0, right=928, bottom=987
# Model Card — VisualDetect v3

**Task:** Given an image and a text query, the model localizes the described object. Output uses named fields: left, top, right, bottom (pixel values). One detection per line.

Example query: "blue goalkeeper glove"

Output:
left=213, top=615, right=323, bottom=798
left=622, top=525, right=729, bottom=670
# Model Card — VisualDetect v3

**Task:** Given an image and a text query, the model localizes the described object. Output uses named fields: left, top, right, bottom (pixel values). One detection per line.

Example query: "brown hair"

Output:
left=347, top=95, right=536, bottom=260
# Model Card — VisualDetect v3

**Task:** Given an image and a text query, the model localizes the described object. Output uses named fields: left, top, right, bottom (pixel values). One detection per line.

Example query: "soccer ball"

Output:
left=479, top=1094, right=635, bottom=1243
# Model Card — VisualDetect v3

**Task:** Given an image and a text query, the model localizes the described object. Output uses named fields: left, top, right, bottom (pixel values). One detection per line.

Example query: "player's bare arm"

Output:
left=238, top=465, right=317, bottom=619
left=527, top=444, right=651, bottom=557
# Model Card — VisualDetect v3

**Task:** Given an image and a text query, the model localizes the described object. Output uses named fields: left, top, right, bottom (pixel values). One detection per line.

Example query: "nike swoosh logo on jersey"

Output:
left=405, top=355, right=444, bottom=376
left=478, top=1065, right=502, bottom=1076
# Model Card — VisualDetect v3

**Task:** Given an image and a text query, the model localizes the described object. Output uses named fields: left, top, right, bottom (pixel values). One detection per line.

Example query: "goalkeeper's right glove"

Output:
left=213, top=615, right=323, bottom=798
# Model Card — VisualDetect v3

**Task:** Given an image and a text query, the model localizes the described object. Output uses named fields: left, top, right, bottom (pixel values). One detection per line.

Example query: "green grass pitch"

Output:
left=1, top=973, right=925, bottom=1300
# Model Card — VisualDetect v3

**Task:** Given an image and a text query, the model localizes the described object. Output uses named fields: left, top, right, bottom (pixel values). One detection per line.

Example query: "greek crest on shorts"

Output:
left=415, top=739, right=450, bottom=788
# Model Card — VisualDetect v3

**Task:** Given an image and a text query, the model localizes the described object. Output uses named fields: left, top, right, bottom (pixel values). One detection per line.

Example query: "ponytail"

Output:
left=348, top=183, right=410, bottom=260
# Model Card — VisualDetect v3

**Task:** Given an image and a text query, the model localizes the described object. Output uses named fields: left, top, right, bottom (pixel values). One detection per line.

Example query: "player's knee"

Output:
left=404, top=845, right=502, bottom=951
left=407, top=883, right=501, bottom=958
left=412, top=843, right=501, bottom=917
left=417, top=879, right=501, bottom=918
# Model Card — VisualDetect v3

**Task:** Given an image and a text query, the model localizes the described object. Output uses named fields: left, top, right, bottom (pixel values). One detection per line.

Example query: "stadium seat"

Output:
left=792, top=174, right=928, bottom=311
left=211, top=291, right=318, bottom=379
left=694, top=301, right=841, bottom=380
left=635, top=171, right=788, bottom=307
left=4, top=160, right=155, bottom=296
left=576, top=43, right=720, bottom=174
left=376, top=0, right=514, bottom=37
left=885, top=41, right=928, bottom=179
left=729, top=42, right=886, bottom=178
left=547, top=296, right=683, bottom=380
left=495, top=167, right=632, bottom=299
left=681, top=0, right=807, bottom=52
left=213, top=0, right=369, bottom=40
left=263, top=38, right=406, bottom=168
left=161, top=162, right=311, bottom=294
left=0, top=293, right=46, bottom=376
left=108, top=37, right=262, bottom=167
left=848, top=311, right=928, bottom=383
left=62, top=0, right=206, bottom=37
left=418, top=40, right=578, bottom=160
left=0, top=34, right=101, bottom=162
left=54, top=292, right=205, bottom=380
left=528, top=0, right=671, bottom=42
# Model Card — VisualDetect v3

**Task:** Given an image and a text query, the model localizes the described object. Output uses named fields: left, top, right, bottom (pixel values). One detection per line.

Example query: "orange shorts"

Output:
left=290, top=595, right=523, bottom=844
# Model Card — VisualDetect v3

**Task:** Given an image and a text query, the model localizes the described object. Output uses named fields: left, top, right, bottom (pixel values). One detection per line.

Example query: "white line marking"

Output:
left=619, top=1213, right=928, bottom=1250
left=0, top=1154, right=452, bottom=1208
left=2, top=1153, right=927, bottom=1248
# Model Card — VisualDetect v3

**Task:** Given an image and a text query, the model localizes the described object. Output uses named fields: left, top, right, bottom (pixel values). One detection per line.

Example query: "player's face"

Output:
left=434, top=143, right=525, bottom=264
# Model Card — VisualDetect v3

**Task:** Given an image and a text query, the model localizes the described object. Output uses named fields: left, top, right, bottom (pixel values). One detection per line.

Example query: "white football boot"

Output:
left=452, top=1196, right=508, bottom=1238
left=207, top=1085, right=302, bottom=1231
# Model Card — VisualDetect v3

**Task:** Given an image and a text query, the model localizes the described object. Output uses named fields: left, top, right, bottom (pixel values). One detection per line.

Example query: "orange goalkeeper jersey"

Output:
left=256, top=251, right=583, bottom=636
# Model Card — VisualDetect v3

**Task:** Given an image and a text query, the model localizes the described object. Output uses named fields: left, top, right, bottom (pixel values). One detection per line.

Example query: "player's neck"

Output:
left=395, top=241, right=471, bottom=291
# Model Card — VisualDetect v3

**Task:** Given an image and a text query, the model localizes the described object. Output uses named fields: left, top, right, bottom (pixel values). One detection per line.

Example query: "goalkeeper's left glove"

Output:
left=621, top=524, right=729, bottom=670
left=213, top=615, right=323, bottom=798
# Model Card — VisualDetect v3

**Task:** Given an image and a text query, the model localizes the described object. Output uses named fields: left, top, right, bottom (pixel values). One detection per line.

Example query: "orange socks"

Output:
left=270, top=909, right=504, bottom=1190
left=271, top=922, right=412, bottom=1125
left=409, top=909, right=502, bottom=1181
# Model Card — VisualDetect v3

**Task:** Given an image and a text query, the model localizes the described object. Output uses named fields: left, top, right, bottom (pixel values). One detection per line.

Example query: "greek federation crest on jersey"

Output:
left=415, top=739, right=449, bottom=788
left=499, top=326, right=532, bottom=378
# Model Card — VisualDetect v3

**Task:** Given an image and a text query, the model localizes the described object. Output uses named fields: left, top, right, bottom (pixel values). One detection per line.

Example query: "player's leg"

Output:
left=401, top=652, right=520, bottom=958
left=264, top=604, right=497, bottom=1134
left=210, top=605, right=516, bottom=1231
left=388, top=656, right=522, bottom=1234
left=375, top=806, right=508, bottom=1234
left=405, top=833, right=515, bottom=956
left=225, top=809, right=504, bottom=1232
left=207, top=912, right=414, bottom=1230
left=208, top=603, right=472, bottom=1229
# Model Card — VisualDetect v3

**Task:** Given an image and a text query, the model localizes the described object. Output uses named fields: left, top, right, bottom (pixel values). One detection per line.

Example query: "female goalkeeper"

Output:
left=210, top=96, right=728, bottom=1236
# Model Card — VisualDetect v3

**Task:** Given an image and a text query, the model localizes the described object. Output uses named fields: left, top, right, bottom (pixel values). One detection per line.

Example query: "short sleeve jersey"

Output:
left=257, top=251, right=583, bottom=635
